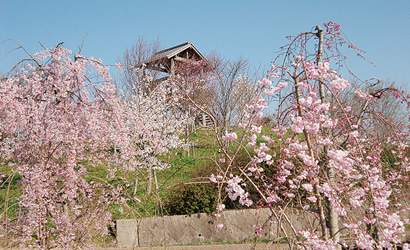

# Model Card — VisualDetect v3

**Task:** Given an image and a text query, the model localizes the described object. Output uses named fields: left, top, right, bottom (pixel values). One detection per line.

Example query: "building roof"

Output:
left=143, top=41, right=206, bottom=65
left=138, top=42, right=209, bottom=73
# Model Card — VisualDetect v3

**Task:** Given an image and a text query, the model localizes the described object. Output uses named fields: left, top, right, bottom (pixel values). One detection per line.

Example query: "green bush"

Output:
left=165, top=148, right=259, bottom=213
left=164, top=183, right=219, bottom=215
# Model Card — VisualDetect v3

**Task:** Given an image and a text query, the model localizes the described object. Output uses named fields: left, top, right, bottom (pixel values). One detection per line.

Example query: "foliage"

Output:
left=164, top=183, right=219, bottom=215
left=163, top=147, right=254, bottom=216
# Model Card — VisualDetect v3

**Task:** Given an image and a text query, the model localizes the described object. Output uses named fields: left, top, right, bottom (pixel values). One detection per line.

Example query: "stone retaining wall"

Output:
left=117, top=208, right=317, bottom=247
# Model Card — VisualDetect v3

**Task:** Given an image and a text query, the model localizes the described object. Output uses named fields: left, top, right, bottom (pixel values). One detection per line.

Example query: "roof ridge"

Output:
left=154, top=41, right=190, bottom=55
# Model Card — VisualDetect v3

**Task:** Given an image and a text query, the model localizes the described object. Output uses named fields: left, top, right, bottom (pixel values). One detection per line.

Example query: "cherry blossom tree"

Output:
left=118, top=65, right=195, bottom=195
left=0, top=42, right=196, bottom=247
left=0, top=47, right=138, bottom=249
left=210, top=22, right=409, bottom=249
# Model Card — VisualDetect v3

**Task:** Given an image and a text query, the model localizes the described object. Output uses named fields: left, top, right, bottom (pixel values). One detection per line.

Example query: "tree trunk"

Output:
left=133, top=168, right=140, bottom=195
left=146, top=166, right=152, bottom=194
left=316, top=25, right=340, bottom=247
left=327, top=167, right=340, bottom=243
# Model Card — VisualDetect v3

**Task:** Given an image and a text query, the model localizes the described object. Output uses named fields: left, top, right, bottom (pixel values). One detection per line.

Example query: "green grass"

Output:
left=0, top=162, right=22, bottom=220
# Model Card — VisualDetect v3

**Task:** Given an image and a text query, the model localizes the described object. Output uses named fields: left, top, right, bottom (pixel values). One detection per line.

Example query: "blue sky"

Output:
left=1, top=0, right=409, bottom=87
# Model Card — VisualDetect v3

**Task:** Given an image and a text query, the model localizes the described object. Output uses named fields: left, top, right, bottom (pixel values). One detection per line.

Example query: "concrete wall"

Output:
left=117, top=208, right=317, bottom=247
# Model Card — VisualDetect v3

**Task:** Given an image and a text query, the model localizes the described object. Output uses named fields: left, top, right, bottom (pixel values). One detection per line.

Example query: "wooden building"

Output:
left=141, top=41, right=208, bottom=77
left=140, top=42, right=214, bottom=127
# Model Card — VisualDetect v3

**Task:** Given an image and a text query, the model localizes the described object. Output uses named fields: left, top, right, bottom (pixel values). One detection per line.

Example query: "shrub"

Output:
left=164, top=183, right=219, bottom=215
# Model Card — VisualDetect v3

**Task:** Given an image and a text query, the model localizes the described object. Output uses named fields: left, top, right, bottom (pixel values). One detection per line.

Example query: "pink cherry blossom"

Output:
left=222, top=131, right=238, bottom=141
left=258, top=78, right=272, bottom=86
